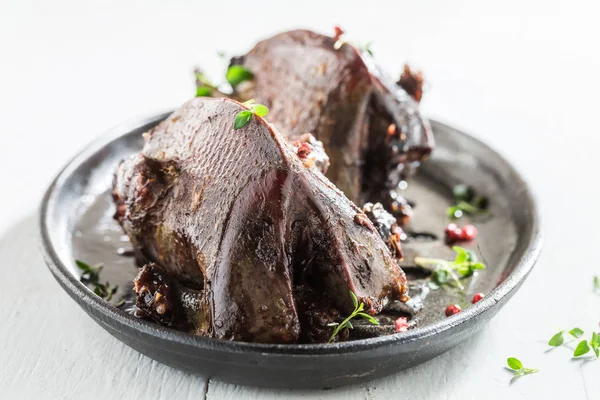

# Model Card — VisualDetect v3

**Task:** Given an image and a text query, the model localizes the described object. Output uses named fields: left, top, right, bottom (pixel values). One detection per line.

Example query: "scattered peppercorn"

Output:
left=444, top=223, right=463, bottom=244
left=472, top=293, right=485, bottom=304
left=297, top=142, right=313, bottom=159
left=395, top=316, right=409, bottom=332
left=444, top=223, right=477, bottom=244
left=445, top=304, right=461, bottom=317
left=461, top=224, right=477, bottom=241
left=333, top=26, right=344, bottom=40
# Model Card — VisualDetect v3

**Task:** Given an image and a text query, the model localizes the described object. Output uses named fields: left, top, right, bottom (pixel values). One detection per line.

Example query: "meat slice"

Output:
left=230, top=29, right=434, bottom=215
left=114, top=97, right=408, bottom=343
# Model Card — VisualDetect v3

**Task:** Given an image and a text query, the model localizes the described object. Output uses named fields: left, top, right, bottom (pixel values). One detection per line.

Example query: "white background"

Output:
left=1, top=1, right=599, bottom=399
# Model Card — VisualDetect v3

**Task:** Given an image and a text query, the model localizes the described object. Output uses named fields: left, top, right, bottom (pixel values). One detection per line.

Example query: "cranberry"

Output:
left=445, top=304, right=461, bottom=317
left=471, top=293, right=485, bottom=304
left=333, top=26, right=345, bottom=40
left=461, top=224, right=477, bottom=241
left=395, top=317, right=409, bottom=332
left=297, top=142, right=313, bottom=159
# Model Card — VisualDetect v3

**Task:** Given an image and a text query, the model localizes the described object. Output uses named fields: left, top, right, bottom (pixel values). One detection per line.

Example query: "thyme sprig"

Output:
left=327, top=291, right=379, bottom=343
left=233, top=99, right=269, bottom=130
left=548, top=327, right=599, bottom=358
left=506, top=357, right=539, bottom=378
left=415, top=246, right=486, bottom=290
left=194, top=65, right=254, bottom=98
left=76, top=260, right=124, bottom=307
left=447, top=184, right=489, bottom=220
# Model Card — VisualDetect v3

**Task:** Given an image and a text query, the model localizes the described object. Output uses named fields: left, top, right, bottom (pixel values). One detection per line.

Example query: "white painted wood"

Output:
left=1, top=1, right=599, bottom=398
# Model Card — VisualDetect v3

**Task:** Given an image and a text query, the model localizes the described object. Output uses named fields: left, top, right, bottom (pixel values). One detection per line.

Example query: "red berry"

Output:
left=445, top=304, right=461, bottom=317
left=471, top=293, right=485, bottom=304
left=395, top=317, right=408, bottom=332
left=461, top=224, right=477, bottom=241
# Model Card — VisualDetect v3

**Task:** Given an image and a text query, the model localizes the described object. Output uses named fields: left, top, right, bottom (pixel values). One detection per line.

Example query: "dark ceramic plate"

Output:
left=40, top=113, right=542, bottom=389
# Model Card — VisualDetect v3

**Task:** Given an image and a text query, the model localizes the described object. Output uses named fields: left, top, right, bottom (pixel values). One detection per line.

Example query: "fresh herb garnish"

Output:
left=594, top=275, right=599, bottom=291
left=573, top=332, right=600, bottom=358
left=233, top=99, right=269, bottom=130
left=548, top=328, right=585, bottom=347
left=76, top=259, right=122, bottom=307
left=548, top=327, right=599, bottom=358
left=226, top=65, right=253, bottom=87
left=570, top=327, right=585, bottom=338
left=506, top=357, right=539, bottom=377
left=447, top=184, right=489, bottom=220
left=415, top=246, right=486, bottom=290
left=548, top=331, right=565, bottom=347
left=194, top=69, right=216, bottom=97
left=363, top=41, right=374, bottom=57
left=327, top=290, right=379, bottom=343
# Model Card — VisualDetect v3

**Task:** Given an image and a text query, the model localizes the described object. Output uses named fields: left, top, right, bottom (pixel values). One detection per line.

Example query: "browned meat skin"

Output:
left=114, top=97, right=408, bottom=343
left=230, top=29, right=434, bottom=218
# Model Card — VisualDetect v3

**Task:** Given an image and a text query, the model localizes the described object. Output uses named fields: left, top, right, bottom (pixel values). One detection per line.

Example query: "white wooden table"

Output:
left=2, top=1, right=599, bottom=398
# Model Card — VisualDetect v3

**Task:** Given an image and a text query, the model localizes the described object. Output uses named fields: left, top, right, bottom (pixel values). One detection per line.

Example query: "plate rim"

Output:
left=39, top=112, right=543, bottom=356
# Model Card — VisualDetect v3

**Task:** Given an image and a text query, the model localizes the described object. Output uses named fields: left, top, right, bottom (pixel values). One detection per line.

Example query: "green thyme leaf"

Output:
left=447, top=185, right=489, bottom=219
left=590, top=332, right=600, bottom=358
left=521, top=368, right=539, bottom=375
left=569, top=328, right=584, bottom=338
left=75, top=259, right=91, bottom=271
left=196, top=86, right=212, bottom=97
left=472, top=262, right=486, bottom=270
left=507, top=357, right=523, bottom=371
left=226, top=65, right=253, bottom=87
left=233, top=110, right=253, bottom=130
left=253, top=104, right=269, bottom=117
left=364, top=41, right=374, bottom=56
left=233, top=100, right=269, bottom=130
left=452, top=184, right=474, bottom=202
left=357, top=312, right=379, bottom=325
left=435, top=269, right=449, bottom=284
left=349, top=290, right=358, bottom=308
left=573, top=340, right=591, bottom=357
left=548, top=331, right=565, bottom=347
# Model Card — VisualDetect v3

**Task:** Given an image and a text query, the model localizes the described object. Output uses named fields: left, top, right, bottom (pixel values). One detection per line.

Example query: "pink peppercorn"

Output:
left=471, top=293, right=485, bottom=304
left=395, top=317, right=408, bottom=332
left=445, top=304, right=461, bottom=317
left=461, top=224, right=477, bottom=241
left=297, top=142, right=313, bottom=159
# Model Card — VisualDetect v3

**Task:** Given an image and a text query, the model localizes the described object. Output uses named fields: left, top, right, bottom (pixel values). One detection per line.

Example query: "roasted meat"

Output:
left=230, top=29, right=434, bottom=216
left=114, top=97, right=408, bottom=343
